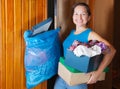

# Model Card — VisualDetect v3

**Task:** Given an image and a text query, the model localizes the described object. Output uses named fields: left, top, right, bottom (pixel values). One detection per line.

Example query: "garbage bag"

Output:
left=23, top=18, right=61, bottom=89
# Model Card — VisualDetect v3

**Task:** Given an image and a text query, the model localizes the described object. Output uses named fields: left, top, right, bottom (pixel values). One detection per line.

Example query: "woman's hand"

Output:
left=87, top=71, right=102, bottom=84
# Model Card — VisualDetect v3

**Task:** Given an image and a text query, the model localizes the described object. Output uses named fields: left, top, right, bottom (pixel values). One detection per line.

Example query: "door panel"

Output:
left=0, top=0, right=47, bottom=89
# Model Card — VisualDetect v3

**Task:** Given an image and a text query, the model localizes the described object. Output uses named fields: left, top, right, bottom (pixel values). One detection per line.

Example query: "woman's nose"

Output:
left=78, top=15, right=82, bottom=19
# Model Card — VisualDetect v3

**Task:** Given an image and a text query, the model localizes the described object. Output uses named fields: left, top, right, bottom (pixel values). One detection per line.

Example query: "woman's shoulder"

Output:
left=88, top=30, right=104, bottom=41
left=82, top=28, right=92, bottom=35
left=86, top=28, right=92, bottom=32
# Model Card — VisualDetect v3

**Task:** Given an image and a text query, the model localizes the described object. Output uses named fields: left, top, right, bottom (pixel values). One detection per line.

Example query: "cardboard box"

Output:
left=58, top=57, right=107, bottom=86
left=58, top=62, right=106, bottom=86
left=65, top=50, right=104, bottom=73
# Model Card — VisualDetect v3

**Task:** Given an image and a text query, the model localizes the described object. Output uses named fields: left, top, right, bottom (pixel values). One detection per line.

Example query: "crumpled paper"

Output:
left=73, top=45, right=101, bottom=57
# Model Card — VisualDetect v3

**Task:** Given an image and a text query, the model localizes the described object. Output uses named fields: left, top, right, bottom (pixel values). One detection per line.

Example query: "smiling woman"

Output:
left=55, top=0, right=115, bottom=89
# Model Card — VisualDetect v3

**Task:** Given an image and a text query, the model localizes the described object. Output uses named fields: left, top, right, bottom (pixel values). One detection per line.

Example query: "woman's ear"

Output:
left=88, top=16, right=91, bottom=21
left=86, top=16, right=91, bottom=26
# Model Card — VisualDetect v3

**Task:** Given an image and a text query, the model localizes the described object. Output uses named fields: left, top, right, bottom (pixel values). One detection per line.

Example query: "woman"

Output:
left=54, top=2, right=116, bottom=89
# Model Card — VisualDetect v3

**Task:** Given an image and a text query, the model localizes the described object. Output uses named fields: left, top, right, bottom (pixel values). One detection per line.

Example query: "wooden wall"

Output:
left=0, top=0, right=47, bottom=89
left=112, top=1, right=120, bottom=88
left=93, top=0, right=114, bottom=89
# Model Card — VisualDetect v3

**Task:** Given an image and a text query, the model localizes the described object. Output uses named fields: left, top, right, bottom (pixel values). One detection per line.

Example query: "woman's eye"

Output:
left=74, top=13, right=78, bottom=15
left=82, top=13, right=88, bottom=16
left=82, top=13, right=86, bottom=15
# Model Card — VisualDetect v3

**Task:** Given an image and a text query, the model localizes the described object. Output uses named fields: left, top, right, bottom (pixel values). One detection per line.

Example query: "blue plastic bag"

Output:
left=23, top=18, right=61, bottom=89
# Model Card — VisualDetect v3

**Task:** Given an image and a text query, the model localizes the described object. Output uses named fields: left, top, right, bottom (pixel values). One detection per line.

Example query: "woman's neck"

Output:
left=74, top=26, right=88, bottom=34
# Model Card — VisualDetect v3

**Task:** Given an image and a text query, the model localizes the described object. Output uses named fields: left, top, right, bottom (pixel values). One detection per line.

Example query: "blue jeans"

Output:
left=54, top=76, right=88, bottom=89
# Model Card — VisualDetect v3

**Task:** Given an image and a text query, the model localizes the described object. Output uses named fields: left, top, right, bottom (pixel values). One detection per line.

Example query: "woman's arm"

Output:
left=87, top=31, right=116, bottom=84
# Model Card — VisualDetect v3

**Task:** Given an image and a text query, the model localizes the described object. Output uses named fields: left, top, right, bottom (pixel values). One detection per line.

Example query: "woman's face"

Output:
left=72, top=5, right=90, bottom=28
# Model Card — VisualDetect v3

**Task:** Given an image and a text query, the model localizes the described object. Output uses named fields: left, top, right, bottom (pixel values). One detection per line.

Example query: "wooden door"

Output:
left=0, top=0, right=47, bottom=89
